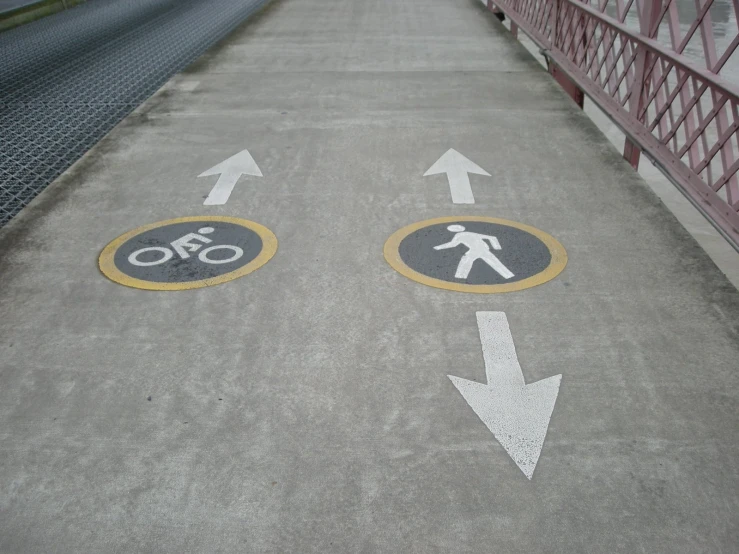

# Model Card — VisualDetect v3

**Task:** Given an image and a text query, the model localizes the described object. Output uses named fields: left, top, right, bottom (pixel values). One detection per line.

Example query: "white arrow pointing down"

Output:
left=200, top=149, right=262, bottom=205
left=449, top=312, right=561, bottom=479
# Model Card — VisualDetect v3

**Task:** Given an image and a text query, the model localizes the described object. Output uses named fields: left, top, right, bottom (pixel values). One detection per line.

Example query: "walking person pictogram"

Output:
left=434, top=224, right=514, bottom=280
left=384, top=216, right=566, bottom=293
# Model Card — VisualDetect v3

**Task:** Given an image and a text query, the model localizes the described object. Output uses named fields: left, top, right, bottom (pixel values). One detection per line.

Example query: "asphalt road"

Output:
left=0, top=0, right=269, bottom=227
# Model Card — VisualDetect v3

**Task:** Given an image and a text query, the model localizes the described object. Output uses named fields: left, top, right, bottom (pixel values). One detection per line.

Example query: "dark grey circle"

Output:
left=114, top=221, right=263, bottom=283
left=398, top=221, right=551, bottom=285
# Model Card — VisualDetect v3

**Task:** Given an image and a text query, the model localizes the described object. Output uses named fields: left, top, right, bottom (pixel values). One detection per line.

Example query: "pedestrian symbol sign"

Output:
left=433, top=224, right=514, bottom=280
left=384, top=216, right=567, bottom=293
left=99, top=216, right=277, bottom=290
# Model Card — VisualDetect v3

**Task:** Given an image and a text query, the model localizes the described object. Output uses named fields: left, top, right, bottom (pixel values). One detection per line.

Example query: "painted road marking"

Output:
left=424, top=149, right=491, bottom=204
left=434, top=224, right=514, bottom=280
left=99, top=216, right=277, bottom=291
left=384, top=216, right=567, bottom=293
left=449, top=312, right=561, bottom=479
left=200, top=149, right=263, bottom=205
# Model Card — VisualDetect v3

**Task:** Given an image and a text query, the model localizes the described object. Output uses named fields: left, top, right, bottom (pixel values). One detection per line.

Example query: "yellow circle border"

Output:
left=99, top=216, right=278, bottom=291
left=383, top=216, right=567, bottom=294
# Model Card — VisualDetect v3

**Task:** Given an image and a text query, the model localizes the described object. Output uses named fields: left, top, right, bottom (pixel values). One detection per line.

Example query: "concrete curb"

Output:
left=0, top=0, right=86, bottom=31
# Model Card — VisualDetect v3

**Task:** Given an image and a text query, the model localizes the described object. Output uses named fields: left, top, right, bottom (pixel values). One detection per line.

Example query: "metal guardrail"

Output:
left=487, top=0, right=739, bottom=251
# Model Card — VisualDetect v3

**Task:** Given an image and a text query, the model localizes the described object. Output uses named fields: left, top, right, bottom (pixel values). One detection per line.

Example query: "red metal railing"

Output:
left=486, top=0, right=739, bottom=250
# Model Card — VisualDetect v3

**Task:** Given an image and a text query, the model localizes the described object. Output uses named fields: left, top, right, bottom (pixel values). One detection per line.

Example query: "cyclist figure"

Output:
left=170, top=227, right=214, bottom=258
left=128, top=227, right=243, bottom=267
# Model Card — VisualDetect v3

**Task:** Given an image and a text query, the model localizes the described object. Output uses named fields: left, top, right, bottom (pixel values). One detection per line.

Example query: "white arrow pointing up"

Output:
left=424, top=148, right=491, bottom=204
left=449, top=312, right=561, bottom=479
left=200, top=149, right=263, bottom=205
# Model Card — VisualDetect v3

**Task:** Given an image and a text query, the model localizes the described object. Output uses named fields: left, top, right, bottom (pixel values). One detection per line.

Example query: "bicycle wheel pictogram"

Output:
left=99, top=216, right=277, bottom=291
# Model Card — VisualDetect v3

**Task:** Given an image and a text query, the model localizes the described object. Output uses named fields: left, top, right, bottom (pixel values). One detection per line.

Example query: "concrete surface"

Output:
left=1, top=0, right=739, bottom=552
left=585, top=103, right=739, bottom=289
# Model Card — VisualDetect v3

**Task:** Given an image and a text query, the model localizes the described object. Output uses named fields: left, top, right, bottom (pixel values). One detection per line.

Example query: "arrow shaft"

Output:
left=477, top=312, right=525, bottom=387
left=447, top=170, right=475, bottom=204
left=204, top=171, right=240, bottom=205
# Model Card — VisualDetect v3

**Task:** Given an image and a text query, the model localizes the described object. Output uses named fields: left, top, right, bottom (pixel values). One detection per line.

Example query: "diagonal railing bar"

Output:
left=562, top=9, right=582, bottom=57
left=562, top=4, right=583, bottom=56
left=563, top=0, right=737, bottom=99
left=676, top=0, right=715, bottom=53
left=574, top=13, right=593, bottom=65
left=649, top=76, right=704, bottom=137
left=599, top=33, right=632, bottom=92
left=650, top=0, right=674, bottom=37
left=487, top=0, right=739, bottom=250
left=659, top=7, right=705, bottom=169
left=711, top=155, right=739, bottom=192
left=595, top=28, right=622, bottom=84
left=621, top=0, right=637, bottom=21
left=580, top=11, right=597, bottom=62
left=649, top=59, right=672, bottom=139
left=675, top=93, right=727, bottom=159
left=641, top=60, right=678, bottom=121
left=614, top=47, right=641, bottom=103
left=534, top=0, right=550, bottom=30
left=524, top=0, right=536, bottom=22
left=695, top=118, right=738, bottom=173
left=679, top=75, right=701, bottom=162
left=712, top=34, right=739, bottom=74
left=585, top=22, right=612, bottom=76
left=699, top=76, right=717, bottom=185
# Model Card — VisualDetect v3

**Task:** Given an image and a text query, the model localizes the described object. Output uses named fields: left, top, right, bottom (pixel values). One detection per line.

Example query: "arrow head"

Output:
left=199, top=149, right=263, bottom=178
left=424, top=148, right=491, bottom=177
left=449, top=374, right=561, bottom=479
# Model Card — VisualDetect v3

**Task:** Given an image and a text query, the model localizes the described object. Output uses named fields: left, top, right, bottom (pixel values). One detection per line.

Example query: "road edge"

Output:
left=0, top=0, right=86, bottom=32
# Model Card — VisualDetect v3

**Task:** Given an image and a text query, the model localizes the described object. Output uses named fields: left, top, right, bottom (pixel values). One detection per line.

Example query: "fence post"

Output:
left=548, top=61, right=585, bottom=108
left=623, top=0, right=663, bottom=169
left=546, top=0, right=585, bottom=109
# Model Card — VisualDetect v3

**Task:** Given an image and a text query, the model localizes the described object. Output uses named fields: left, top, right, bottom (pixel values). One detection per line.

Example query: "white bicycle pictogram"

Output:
left=128, top=227, right=244, bottom=267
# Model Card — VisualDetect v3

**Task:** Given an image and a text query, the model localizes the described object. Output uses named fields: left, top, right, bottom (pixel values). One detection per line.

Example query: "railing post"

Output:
left=623, top=138, right=642, bottom=168
left=546, top=0, right=584, bottom=109
left=547, top=60, right=585, bottom=108
left=623, top=0, right=663, bottom=169
left=489, top=0, right=512, bottom=30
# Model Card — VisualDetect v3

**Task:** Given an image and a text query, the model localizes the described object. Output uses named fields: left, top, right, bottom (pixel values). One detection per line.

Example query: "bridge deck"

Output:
left=1, top=0, right=738, bottom=551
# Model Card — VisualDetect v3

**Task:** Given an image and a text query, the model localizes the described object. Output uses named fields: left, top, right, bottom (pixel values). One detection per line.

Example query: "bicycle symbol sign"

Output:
left=384, top=216, right=567, bottom=294
left=99, top=216, right=278, bottom=290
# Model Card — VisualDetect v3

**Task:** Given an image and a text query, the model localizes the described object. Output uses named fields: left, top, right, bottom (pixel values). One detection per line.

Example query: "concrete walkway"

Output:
left=1, top=0, right=738, bottom=552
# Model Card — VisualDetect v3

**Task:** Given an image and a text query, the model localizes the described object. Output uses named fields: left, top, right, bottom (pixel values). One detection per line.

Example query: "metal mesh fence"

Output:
left=0, top=0, right=269, bottom=227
